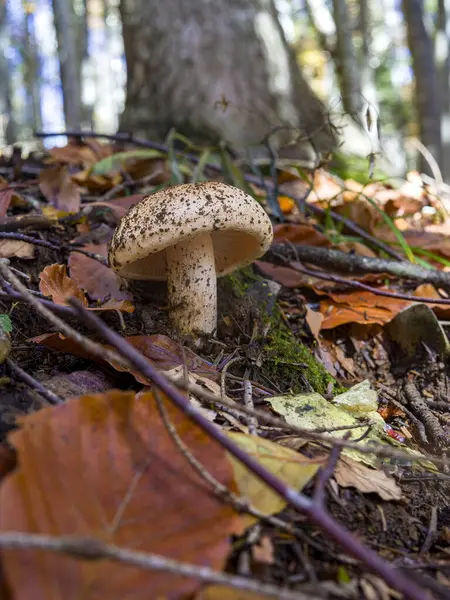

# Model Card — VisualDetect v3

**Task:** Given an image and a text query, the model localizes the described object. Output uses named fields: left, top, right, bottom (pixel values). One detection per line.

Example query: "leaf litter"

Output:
left=0, top=140, right=448, bottom=599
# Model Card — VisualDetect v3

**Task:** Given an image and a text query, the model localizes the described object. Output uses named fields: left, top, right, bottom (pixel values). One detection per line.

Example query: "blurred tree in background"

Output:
left=0, top=0, right=449, bottom=180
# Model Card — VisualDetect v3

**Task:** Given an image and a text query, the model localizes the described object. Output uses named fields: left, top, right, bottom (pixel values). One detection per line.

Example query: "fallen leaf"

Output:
left=273, top=224, right=330, bottom=246
left=89, top=299, right=134, bottom=313
left=0, top=239, right=34, bottom=259
left=29, top=333, right=218, bottom=384
left=251, top=535, right=275, bottom=565
left=83, top=194, right=143, bottom=222
left=196, top=586, right=271, bottom=599
left=0, top=391, right=242, bottom=599
left=278, top=195, right=295, bottom=214
left=39, top=165, right=81, bottom=212
left=255, top=262, right=307, bottom=288
left=48, top=141, right=114, bottom=168
left=305, top=306, right=324, bottom=340
left=68, top=243, right=131, bottom=302
left=318, top=289, right=410, bottom=329
left=226, top=432, right=322, bottom=520
left=334, top=456, right=402, bottom=501
left=39, top=264, right=88, bottom=306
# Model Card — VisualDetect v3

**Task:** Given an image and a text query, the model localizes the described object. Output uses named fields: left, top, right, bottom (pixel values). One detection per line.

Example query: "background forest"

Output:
left=0, top=0, right=447, bottom=181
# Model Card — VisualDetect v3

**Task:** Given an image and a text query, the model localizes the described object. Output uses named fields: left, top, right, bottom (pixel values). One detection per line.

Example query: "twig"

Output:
left=420, top=506, right=437, bottom=555
left=314, top=435, right=348, bottom=505
left=271, top=260, right=450, bottom=305
left=67, top=297, right=427, bottom=600
left=6, top=358, right=63, bottom=405
left=243, top=379, right=258, bottom=435
left=0, top=215, right=52, bottom=232
left=266, top=243, right=450, bottom=289
left=0, top=532, right=312, bottom=600
left=0, top=232, right=108, bottom=265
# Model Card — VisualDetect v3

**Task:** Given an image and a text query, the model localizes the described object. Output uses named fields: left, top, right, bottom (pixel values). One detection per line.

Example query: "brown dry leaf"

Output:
left=72, top=169, right=122, bottom=192
left=0, top=187, right=26, bottom=217
left=89, top=299, right=135, bottom=313
left=196, top=586, right=271, bottom=599
left=0, top=239, right=34, bottom=259
left=308, top=169, right=342, bottom=202
left=334, top=456, right=402, bottom=501
left=412, top=283, right=450, bottom=319
left=39, top=165, right=81, bottom=213
left=333, top=198, right=383, bottom=235
left=255, top=261, right=307, bottom=288
left=226, top=432, right=322, bottom=521
left=84, top=194, right=143, bottom=222
left=335, top=241, right=377, bottom=257
left=305, top=306, right=323, bottom=340
left=29, top=333, right=218, bottom=384
left=47, top=141, right=114, bottom=168
left=0, top=390, right=242, bottom=599
left=318, top=289, right=410, bottom=329
left=273, top=223, right=330, bottom=246
left=68, top=244, right=130, bottom=302
left=39, top=264, right=88, bottom=306
left=251, top=535, right=275, bottom=565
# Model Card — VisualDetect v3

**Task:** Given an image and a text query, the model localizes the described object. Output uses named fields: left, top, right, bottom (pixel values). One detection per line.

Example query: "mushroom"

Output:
left=108, top=181, right=274, bottom=335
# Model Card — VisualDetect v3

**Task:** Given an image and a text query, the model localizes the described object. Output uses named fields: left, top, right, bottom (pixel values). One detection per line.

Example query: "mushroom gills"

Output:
left=165, top=232, right=217, bottom=334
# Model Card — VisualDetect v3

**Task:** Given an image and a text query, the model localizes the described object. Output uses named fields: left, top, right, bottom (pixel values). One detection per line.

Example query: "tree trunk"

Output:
left=402, top=0, right=442, bottom=173
left=0, top=1, right=16, bottom=144
left=331, top=0, right=363, bottom=117
left=51, top=0, right=82, bottom=129
left=119, top=0, right=335, bottom=162
left=23, top=6, right=43, bottom=134
left=436, top=0, right=450, bottom=180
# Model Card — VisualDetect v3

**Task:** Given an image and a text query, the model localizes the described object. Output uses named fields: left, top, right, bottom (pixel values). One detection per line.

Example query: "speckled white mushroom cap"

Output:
left=108, top=182, right=274, bottom=280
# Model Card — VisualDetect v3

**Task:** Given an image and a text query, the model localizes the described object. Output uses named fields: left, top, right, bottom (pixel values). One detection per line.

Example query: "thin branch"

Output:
left=266, top=243, right=450, bottom=290
left=0, top=532, right=312, bottom=600
left=6, top=358, right=63, bottom=405
left=0, top=232, right=108, bottom=265
left=264, top=259, right=450, bottom=305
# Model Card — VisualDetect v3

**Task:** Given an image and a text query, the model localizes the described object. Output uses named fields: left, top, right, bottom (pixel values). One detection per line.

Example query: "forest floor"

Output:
left=0, top=137, right=448, bottom=600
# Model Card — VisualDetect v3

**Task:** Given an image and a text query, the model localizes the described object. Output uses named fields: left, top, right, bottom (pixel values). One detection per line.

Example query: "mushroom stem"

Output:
left=166, top=232, right=217, bottom=334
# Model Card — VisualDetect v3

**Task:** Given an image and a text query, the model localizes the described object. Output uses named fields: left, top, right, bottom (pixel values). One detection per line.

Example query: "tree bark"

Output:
left=0, top=1, right=16, bottom=144
left=436, top=0, right=450, bottom=179
left=51, top=0, right=82, bottom=129
left=331, top=0, right=363, bottom=117
left=402, top=0, right=442, bottom=173
left=119, top=0, right=335, bottom=162
left=23, top=7, right=42, bottom=133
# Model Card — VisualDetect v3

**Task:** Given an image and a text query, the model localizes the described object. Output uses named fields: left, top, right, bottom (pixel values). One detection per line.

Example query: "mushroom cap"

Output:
left=108, top=182, right=274, bottom=280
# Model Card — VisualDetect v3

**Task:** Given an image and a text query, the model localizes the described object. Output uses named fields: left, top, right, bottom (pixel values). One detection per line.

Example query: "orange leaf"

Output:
left=39, top=264, right=88, bottom=306
left=318, top=290, right=410, bottom=329
left=39, top=165, right=81, bottom=213
left=273, top=224, right=330, bottom=246
left=278, top=195, right=295, bottom=214
left=0, top=391, right=243, bottom=599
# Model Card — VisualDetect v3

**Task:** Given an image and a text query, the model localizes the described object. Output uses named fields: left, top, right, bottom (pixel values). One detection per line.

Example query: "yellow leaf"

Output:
left=226, top=432, right=321, bottom=520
